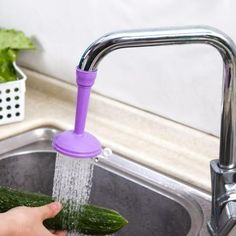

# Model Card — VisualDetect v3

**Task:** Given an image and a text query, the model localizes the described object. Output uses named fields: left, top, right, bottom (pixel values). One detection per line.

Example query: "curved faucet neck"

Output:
left=78, top=25, right=236, bottom=169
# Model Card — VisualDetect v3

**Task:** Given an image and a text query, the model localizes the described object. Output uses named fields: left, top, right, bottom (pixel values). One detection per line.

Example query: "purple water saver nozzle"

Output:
left=52, top=68, right=102, bottom=158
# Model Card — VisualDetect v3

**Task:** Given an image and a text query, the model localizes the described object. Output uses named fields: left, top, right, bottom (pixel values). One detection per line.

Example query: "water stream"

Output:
left=53, top=149, right=113, bottom=236
left=53, top=153, right=94, bottom=236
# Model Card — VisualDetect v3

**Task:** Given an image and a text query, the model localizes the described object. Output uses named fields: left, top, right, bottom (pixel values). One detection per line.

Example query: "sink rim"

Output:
left=0, top=127, right=211, bottom=236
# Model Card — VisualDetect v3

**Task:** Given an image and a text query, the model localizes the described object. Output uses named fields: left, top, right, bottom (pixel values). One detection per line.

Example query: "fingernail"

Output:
left=50, top=202, right=62, bottom=211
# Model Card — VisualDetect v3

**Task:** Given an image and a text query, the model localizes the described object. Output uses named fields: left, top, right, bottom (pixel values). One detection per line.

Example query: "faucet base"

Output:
left=207, top=222, right=217, bottom=236
left=208, top=160, right=236, bottom=236
left=208, top=219, right=236, bottom=236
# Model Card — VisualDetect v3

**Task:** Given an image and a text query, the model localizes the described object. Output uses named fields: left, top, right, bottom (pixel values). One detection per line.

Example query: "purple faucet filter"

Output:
left=52, top=68, right=102, bottom=158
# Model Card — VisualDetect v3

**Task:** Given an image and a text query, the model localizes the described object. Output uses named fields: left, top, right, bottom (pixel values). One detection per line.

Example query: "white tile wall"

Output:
left=1, top=0, right=235, bottom=136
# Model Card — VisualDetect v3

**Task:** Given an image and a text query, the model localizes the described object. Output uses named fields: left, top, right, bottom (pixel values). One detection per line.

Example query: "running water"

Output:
left=52, top=153, right=94, bottom=236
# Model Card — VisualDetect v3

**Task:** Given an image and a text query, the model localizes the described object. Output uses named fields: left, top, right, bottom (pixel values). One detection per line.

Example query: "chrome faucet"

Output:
left=77, top=26, right=236, bottom=235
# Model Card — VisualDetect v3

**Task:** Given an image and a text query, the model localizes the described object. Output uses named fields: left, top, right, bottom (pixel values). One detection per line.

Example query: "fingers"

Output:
left=36, top=202, right=62, bottom=220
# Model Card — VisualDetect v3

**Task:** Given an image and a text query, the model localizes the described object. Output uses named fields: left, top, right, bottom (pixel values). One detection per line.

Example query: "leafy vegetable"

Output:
left=0, top=48, right=17, bottom=62
left=0, top=29, right=34, bottom=50
left=0, top=49, right=17, bottom=83
left=0, top=29, right=34, bottom=83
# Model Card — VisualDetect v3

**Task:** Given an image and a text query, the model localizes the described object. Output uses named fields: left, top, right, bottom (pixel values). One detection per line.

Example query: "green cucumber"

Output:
left=0, top=186, right=128, bottom=235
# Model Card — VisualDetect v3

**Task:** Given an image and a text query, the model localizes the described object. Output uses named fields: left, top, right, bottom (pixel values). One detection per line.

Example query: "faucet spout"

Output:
left=78, top=25, right=236, bottom=170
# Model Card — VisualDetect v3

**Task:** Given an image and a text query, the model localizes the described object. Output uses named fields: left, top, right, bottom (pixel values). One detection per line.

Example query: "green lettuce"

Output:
left=0, top=29, right=34, bottom=83
left=0, top=29, right=34, bottom=50
left=0, top=49, right=17, bottom=83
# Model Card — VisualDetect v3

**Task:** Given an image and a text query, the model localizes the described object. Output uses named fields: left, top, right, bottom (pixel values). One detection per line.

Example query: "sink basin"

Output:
left=0, top=128, right=211, bottom=236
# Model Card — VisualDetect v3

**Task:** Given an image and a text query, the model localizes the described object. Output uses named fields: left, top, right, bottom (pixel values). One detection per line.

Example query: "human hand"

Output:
left=0, top=202, right=67, bottom=236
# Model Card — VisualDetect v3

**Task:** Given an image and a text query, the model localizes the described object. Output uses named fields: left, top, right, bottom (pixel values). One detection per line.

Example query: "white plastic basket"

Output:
left=0, top=63, right=26, bottom=125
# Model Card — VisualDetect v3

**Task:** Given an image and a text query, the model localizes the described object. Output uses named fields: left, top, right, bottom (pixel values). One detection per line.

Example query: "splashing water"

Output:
left=53, top=153, right=94, bottom=236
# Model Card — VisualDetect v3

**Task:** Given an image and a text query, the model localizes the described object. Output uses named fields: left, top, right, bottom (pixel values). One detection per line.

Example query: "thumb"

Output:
left=37, top=202, right=62, bottom=220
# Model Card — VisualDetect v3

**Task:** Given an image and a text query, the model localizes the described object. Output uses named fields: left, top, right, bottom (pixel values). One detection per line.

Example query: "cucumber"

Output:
left=0, top=186, right=128, bottom=235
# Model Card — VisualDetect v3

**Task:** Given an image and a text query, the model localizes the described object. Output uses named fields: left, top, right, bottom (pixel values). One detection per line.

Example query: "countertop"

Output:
left=0, top=69, right=219, bottom=192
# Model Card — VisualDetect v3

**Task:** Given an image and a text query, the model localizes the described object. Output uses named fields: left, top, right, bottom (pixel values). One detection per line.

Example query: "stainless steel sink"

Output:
left=0, top=128, right=211, bottom=236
